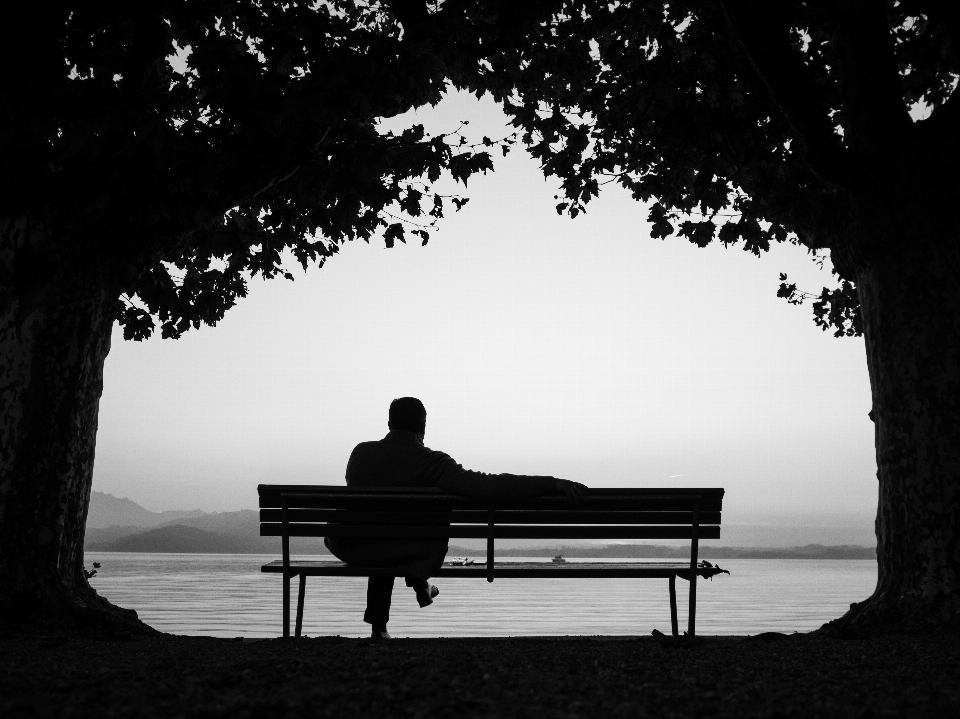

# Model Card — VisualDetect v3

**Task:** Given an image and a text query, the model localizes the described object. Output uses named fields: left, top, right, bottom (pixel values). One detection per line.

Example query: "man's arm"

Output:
left=554, top=478, right=586, bottom=504
left=434, top=455, right=586, bottom=504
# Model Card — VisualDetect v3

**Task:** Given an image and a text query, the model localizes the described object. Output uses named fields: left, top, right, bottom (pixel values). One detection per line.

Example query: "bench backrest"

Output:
left=258, top=485, right=724, bottom=541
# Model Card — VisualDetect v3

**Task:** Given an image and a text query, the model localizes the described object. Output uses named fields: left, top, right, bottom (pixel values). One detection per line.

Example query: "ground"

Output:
left=2, top=631, right=958, bottom=718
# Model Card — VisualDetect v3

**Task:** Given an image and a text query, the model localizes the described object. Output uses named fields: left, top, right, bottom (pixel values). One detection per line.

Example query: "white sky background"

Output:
left=93, top=91, right=877, bottom=532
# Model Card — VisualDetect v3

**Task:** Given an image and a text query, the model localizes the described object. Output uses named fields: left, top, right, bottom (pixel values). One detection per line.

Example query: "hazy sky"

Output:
left=92, top=91, right=877, bottom=531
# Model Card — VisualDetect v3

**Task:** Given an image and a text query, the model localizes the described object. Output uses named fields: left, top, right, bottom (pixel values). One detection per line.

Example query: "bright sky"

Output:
left=92, top=91, right=877, bottom=532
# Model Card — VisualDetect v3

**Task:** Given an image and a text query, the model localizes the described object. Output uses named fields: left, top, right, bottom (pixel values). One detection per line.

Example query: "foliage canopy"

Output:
left=5, top=2, right=959, bottom=339
left=1, top=0, right=497, bottom=340
left=455, top=0, right=960, bottom=336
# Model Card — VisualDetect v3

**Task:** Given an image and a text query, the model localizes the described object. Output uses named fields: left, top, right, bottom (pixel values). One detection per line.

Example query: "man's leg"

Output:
left=364, top=576, right=395, bottom=633
left=404, top=576, right=428, bottom=592
left=405, top=576, right=439, bottom=607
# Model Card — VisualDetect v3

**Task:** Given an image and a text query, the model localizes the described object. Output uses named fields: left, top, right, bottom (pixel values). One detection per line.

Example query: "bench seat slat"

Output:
left=259, top=485, right=724, bottom=497
left=260, top=522, right=721, bottom=540
left=260, top=497, right=722, bottom=512
left=259, top=560, right=722, bottom=580
left=259, top=509, right=722, bottom=525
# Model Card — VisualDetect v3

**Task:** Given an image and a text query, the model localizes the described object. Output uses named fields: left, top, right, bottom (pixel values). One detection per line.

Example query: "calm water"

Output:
left=85, top=553, right=877, bottom=639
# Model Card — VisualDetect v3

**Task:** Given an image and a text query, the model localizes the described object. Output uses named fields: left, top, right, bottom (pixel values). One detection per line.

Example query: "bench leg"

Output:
left=688, top=503, right=700, bottom=641
left=688, top=573, right=698, bottom=640
left=669, top=575, right=679, bottom=639
left=283, top=572, right=290, bottom=638
left=295, top=574, right=306, bottom=638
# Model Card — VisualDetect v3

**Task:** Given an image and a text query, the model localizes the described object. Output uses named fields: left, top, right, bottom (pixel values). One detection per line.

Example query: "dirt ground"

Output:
left=2, top=630, right=958, bottom=718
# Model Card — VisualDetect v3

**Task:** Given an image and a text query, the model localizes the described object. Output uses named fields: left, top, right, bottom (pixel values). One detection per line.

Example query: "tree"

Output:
left=4, top=0, right=956, bottom=636
left=0, top=1, right=494, bottom=633
left=446, top=0, right=958, bottom=629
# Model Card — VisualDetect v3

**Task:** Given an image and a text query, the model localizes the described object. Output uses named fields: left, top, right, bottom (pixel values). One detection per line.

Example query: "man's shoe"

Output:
left=416, top=584, right=440, bottom=608
left=370, top=629, right=392, bottom=640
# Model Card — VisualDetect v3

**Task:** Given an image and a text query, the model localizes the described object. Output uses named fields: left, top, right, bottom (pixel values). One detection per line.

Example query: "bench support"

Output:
left=486, top=503, right=495, bottom=583
left=668, top=575, right=679, bottom=639
left=295, top=575, right=306, bottom=638
left=687, top=500, right=700, bottom=640
left=282, top=501, right=291, bottom=638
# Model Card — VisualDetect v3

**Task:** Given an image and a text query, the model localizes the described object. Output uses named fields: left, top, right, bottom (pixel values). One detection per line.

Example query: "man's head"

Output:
left=388, top=397, right=427, bottom=436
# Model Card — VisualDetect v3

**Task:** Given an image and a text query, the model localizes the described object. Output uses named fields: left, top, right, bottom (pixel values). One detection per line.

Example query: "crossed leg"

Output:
left=365, top=576, right=436, bottom=635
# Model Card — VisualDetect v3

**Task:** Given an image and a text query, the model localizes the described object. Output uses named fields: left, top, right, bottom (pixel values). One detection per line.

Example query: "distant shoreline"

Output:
left=85, top=533, right=876, bottom=560
left=458, top=543, right=877, bottom=560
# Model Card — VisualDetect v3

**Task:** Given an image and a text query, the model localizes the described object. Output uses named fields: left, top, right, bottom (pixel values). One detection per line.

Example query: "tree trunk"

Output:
left=835, top=237, right=960, bottom=631
left=0, top=225, right=154, bottom=634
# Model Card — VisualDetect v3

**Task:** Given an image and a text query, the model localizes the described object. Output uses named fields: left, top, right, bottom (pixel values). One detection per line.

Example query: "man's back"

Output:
left=345, top=430, right=556, bottom=499
left=345, top=430, right=458, bottom=488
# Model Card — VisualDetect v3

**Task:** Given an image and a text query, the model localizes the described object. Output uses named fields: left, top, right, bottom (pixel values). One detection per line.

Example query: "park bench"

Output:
left=259, top=484, right=726, bottom=640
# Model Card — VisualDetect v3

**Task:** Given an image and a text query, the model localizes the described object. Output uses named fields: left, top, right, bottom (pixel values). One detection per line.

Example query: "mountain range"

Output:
left=86, top=491, right=208, bottom=529
left=84, top=492, right=875, bottom=559
left=85, top=492, right=328, bottom=554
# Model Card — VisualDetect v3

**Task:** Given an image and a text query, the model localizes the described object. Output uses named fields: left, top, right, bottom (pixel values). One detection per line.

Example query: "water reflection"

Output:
left=85, top=553, right=877, bottom=638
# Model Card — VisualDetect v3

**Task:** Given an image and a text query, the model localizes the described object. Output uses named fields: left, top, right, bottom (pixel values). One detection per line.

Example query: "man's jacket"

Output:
left=324, top=429, right=555, bottom=577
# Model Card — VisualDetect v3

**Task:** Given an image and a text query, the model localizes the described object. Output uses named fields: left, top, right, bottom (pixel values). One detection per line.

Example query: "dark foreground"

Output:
left=2, top=631, right=958, bottom=718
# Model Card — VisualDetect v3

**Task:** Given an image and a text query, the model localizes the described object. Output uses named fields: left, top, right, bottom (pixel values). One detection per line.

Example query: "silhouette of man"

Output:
left=324, top=397, right=586, bottom=639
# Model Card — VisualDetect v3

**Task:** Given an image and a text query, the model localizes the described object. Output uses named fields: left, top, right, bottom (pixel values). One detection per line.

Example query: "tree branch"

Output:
left=904, top=0, right=960, bottom=60
left=719, top=1, right=859, bottom=191
left=920, top=78, right=960, bottom=144
left=386, top=0, right=431, bottom=37
left=914, top=0, right=960, bottom=146
left=121, top=5, right=169, bottom=100
left=830, top=0, right=913, bottom=155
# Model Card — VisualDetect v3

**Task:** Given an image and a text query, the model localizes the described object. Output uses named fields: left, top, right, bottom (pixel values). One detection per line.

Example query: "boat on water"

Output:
left=552, top=554, right=566, bottom=563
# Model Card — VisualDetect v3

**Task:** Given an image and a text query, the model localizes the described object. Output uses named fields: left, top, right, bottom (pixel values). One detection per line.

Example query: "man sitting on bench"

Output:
left=324, top=397, right=586, bottom=639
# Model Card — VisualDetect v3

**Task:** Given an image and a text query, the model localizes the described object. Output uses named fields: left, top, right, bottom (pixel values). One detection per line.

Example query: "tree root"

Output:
left=819, top=592, right=960, bottom=638
left=0, top=581, right=161, bottom=639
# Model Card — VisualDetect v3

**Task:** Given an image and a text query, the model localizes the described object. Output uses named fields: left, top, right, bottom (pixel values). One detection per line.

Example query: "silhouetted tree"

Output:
left=454, top=0, right=959, bottom=629
left=5, top=0, right=956, bottom=635
left=0, top=1, right=493, bottom=632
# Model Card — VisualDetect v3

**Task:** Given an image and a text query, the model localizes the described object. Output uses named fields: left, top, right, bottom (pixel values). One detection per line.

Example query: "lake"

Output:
left=85, top=553, right=877, bottom=638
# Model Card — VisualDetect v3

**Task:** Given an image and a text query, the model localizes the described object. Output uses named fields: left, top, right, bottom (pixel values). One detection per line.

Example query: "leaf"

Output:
left=399, top=188, right=423, bottom=217
left=401, top=125, right=426, bottom=142
left=384, top=223, right=404, bottom=248
left=117, top=306, right=155, bottom=342
left=648, top=204, right=675, bottom=239
left=448, top=151, right=494, bottom=186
